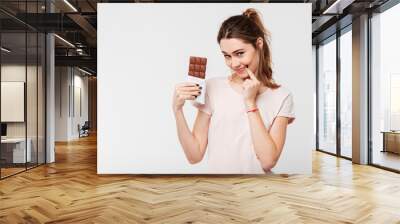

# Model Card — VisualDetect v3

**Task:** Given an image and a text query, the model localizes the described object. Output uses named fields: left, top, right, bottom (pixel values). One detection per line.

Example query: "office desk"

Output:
left=381, top=131, right=400, bottom=154
left=1, top=138, right=32, bottom=163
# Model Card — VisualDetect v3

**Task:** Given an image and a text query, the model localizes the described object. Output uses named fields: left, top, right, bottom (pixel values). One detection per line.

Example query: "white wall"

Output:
left=72, top=72, right=89, bottom=138
left=1, top=64, right=46, bottom=163
left=1, top=65, right=40, bottom=138
left=98, top=3, right=313, bottom=174
left=55, top=67, right=89, bottom=141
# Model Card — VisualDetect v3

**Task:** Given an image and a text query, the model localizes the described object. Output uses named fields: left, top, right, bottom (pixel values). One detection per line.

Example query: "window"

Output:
left=318, top=36, right=337, bottom=154
left=370, top=2, right=400, bottom=171
left=340, top=28, right=352, bottom=158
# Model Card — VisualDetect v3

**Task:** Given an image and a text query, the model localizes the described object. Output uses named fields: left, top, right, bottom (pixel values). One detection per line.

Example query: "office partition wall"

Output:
left=0, top=1, right=46, bottom=179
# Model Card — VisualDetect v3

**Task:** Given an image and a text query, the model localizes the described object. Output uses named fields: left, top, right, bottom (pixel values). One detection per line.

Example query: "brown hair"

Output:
left=217, top=8, right=280, bottom=89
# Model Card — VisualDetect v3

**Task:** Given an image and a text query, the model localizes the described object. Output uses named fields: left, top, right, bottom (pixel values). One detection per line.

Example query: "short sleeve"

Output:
left=191, top=87, right=212, bottom=116
left=277, top=93, right=295, bottom=124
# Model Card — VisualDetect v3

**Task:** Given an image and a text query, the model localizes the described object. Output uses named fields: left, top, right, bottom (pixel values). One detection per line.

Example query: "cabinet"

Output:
left=382, top=131, right=400, bottom=154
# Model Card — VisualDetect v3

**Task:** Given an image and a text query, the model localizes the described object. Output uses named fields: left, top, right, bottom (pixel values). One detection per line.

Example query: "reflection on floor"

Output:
left=373, top=150, right=400, bottom=170
left=0, top=167, right=25, bottom=178
left=0, top=163, right=41, bottom=178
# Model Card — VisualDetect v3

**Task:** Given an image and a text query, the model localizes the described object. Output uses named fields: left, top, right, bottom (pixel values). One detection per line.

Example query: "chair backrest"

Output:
left=82, top=121, right=90, bottom=129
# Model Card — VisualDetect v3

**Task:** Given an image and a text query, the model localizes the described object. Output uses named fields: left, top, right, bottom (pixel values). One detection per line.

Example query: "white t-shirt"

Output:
left=192, top=76, right=295, bottom=174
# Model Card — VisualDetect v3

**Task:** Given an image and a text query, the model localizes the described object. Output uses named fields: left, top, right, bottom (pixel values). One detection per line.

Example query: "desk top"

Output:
left=381, top=131, right=400, bottom=134
left=1, top=138, right=28, bottom=143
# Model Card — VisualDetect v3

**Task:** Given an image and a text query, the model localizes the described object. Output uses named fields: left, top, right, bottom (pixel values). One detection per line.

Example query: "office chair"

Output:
left=79, top=121, right=90, bottom=138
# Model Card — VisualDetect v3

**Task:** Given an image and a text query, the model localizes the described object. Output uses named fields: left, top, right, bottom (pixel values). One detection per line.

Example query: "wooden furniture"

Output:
left=381, top=131, right=400, bottom=154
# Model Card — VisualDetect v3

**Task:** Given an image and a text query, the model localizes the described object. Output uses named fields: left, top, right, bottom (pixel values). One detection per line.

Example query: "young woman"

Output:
left=172, top=8, right=295, bottom=174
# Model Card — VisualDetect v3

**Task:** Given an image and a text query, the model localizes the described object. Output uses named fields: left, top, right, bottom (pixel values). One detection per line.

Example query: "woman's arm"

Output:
left=174, top=109, right=211, bottom=164
left=173, top=82, right=210, bottom=164
left=240, top=68, right=290, bottom=171
left=246, top=103, right=289, bottom=171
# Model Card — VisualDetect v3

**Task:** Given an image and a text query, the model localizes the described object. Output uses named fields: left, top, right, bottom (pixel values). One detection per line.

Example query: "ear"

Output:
left=256, top=37, right=263, bottom=49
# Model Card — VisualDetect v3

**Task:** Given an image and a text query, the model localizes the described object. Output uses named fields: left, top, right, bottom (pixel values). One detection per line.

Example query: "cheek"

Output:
left=224, top=58, right=230, bottom=66
left=249, top=53, right=259, bottom=65
left=243, top=55, right=255, bottom=66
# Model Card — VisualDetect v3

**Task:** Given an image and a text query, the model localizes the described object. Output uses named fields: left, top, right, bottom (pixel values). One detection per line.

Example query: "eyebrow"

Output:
left=221, top=49, right=245, bottom=54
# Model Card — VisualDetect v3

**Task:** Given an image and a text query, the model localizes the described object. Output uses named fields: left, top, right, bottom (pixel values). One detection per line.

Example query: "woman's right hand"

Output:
left=173, top=82, right=202, bottom=113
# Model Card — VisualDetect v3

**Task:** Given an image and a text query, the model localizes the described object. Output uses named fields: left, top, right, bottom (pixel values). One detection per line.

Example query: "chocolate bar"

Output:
left=188, top=56, right=207, bottom=79
left=187, top=56, right=207, bottom=105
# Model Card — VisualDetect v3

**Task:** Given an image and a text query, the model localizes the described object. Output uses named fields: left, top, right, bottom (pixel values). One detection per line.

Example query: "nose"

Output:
left=230, top=57, right=241, bottom=69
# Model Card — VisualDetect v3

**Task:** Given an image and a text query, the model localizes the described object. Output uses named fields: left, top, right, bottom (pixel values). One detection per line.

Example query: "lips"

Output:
left=235, top=67, right=245, bottom=73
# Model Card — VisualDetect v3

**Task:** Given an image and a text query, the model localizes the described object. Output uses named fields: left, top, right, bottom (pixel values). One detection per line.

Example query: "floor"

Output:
left=0, top=167, right=25, bottom=177
left=1, top=163, right=41, bottom=178
left=0, top=134, right=400, bottom=223
left=372, top=150, right=400, bottom=171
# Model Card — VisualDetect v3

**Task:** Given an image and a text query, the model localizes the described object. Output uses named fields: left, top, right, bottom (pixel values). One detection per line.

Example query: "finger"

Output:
left=177, top=82, right=199, bottom=88
left=180, top=94, right=196, bottom=100
left=179, top=90, right=202, bottom=96
left=245, top=68, right=258, bottom=81
left=179, top=86, right=202, bottom=92
left=241, top=82, right=250, bottom=90
left=243, top=79, right=252, bottom=84
left=243, top=79, right=252, bottom=87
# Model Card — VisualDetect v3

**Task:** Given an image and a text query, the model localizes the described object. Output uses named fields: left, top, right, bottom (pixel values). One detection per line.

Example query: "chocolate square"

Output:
left=188, top=56, right=207, bottom=79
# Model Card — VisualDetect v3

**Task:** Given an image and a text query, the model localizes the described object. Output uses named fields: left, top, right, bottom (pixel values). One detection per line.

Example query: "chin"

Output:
left=238, top=73, right=249, bottom=79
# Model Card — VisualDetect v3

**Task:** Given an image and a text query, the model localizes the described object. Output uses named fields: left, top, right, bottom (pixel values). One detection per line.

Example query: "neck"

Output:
left=230, top=73, right=247, bottom=84
left=230, top=73, right=268, bottom=93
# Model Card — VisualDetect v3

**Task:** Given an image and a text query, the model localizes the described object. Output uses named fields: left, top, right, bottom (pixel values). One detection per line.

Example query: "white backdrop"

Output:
left=98, top=3, right=313, bottom=174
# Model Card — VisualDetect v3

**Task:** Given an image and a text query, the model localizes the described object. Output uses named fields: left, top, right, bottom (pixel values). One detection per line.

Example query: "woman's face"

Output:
left=219, top=37, right=261, bottom=79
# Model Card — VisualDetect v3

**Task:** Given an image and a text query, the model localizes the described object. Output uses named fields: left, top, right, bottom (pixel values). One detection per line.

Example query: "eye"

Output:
left=236, top=52, right=244, bottom=56
left=224, top=55, right=231, bottom=59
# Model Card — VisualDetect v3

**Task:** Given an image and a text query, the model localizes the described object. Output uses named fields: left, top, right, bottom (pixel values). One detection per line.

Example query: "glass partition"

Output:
left=0, top=1, right=46, bottom=179
left=1, top=31, right=28, bottom=178
left=38, top=32, right=45, bottom=165
left=27, top=30, right=38, bottom=169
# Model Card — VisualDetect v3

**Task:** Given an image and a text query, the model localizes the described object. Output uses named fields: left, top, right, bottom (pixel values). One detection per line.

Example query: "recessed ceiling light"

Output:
left=63, top=0, right=78, bottom=12
left=78, top=67, right=93, bottom=76
left=322, top=0, right=355, bottom=15
left=1, top=47, right=11, bottom=53
left=54, top=34, right=75, bottom=48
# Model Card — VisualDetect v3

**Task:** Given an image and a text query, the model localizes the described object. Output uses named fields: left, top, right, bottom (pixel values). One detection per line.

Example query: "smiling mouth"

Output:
left=235, top=68, right=245, bottom=73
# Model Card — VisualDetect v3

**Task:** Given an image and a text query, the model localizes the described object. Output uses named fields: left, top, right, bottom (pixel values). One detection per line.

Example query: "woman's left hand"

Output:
left=242, top=68, right=261, bottom=107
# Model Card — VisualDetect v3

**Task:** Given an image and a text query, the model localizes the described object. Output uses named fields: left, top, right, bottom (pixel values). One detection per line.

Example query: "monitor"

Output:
left=1, top=123, right=7, bottom=137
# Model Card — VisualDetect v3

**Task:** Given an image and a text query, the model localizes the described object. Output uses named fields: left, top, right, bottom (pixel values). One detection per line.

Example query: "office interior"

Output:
left=0, top=0, right=97, bottom=179
left=0, top=0, right=399, bottom=222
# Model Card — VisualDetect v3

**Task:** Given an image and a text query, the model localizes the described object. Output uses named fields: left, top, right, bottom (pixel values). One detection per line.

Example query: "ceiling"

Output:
left=0, top=0, right=393, bottom=75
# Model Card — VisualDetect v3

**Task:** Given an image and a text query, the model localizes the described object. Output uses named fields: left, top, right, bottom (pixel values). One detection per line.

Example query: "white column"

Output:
left=46, top=33, right=55, bottom=163
left=46, top=1, right=55, bottom=163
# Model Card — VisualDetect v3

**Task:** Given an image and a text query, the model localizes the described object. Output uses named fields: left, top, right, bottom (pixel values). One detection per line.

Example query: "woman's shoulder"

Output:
left=265, top=85, right=293, bottom=99
left=206, top=76, right=227, bottom=83
left=205, top=76, right=228, bottom=88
